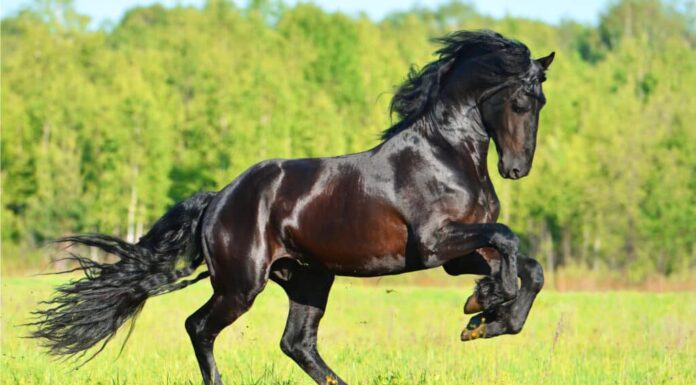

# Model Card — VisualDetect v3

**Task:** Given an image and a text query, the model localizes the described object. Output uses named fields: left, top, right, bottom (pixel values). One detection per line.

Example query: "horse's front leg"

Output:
left=423, top=221, right=520, bottom=305
left=461, top=255, right=544, bottom=341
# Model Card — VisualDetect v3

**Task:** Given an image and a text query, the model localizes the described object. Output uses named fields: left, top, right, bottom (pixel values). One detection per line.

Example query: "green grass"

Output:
left=2, top=276, right=694, bottom=385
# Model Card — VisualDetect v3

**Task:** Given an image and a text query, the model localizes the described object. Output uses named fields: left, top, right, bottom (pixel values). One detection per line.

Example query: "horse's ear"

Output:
left=537, top=51, right=555, bottom=71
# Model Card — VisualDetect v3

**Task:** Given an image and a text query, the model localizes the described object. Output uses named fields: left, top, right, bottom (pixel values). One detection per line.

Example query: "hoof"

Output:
left=464, top=294, right=482, bottom=314
left=461, top=322, right=486, bottom=341
left=461, top=314, right=486, bottom=341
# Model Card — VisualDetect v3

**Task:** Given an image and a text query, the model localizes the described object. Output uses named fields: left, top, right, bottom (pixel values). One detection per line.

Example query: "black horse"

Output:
left=31, top=30, right=554, bottom=385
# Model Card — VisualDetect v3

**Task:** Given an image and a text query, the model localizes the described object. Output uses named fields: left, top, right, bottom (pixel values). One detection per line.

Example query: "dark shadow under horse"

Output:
left=31, top=30, right=554, bottom=385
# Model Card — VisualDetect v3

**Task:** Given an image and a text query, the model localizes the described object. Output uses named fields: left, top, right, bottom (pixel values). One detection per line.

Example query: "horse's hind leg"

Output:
left=185, top=271, right=268, bottom=385
left=272, top=262, right=347, bottom=385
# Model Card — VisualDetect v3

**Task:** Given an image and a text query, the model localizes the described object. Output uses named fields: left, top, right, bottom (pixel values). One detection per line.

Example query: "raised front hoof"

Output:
left=460, top=314, right=486, bottom=341
left=463, top=294, right=482, bottom=314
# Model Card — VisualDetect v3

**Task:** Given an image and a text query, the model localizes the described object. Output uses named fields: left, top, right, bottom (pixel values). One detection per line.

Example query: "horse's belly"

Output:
left=287, top=195, right=410, bottom=276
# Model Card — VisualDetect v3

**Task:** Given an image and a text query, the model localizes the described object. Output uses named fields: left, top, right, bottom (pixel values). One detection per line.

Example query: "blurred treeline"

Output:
left=1, top=0, right=694, bottom=279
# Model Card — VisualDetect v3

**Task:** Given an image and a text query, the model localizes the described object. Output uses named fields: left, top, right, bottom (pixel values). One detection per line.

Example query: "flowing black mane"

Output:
left=382, top=30, right=532, bottom=141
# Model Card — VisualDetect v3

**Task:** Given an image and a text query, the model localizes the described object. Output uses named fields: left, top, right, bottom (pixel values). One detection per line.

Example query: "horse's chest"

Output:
left=437, top=187, right=500, bottom=224
left=479, top=188, right=500, bottom=222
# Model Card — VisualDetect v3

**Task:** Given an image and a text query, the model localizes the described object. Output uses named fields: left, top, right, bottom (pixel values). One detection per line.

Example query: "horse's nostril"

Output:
left=511, top=168, right=521, bottom=178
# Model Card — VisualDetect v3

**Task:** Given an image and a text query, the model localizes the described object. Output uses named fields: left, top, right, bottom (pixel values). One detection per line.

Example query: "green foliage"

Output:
left=1, top=0, right=694, bottom=276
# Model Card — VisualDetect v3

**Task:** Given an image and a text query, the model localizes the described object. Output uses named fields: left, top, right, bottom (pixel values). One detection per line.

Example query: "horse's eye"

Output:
left=511, top=98, right=532, bottom=113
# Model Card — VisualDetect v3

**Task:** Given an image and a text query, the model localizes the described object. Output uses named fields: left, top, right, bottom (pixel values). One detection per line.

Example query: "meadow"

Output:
left=2, top=275, right=694, bottom=385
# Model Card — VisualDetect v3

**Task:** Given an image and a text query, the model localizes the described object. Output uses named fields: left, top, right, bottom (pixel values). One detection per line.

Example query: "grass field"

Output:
left=2, top=276, right=694, bottom=385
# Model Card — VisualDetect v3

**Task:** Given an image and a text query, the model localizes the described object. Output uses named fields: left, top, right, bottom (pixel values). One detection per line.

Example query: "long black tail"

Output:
left=29, top=191, right=216, bottom=363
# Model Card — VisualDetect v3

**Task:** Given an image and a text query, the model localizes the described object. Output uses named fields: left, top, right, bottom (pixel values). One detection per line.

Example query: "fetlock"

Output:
left=473, top=276, right=506, bottom=311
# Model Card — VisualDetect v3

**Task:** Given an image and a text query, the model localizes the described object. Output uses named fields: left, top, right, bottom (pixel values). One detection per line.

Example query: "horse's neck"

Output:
left=425, top=101, right=492, bottom=181
left=374, top=100, right=492, bottom=180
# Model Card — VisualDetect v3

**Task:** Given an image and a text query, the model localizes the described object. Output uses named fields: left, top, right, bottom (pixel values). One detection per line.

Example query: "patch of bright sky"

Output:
left=1, top=0, right=610, bottom=27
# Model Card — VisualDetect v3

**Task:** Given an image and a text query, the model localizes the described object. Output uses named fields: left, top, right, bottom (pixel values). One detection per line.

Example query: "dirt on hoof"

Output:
left=461, top=322, right=486, bottom=341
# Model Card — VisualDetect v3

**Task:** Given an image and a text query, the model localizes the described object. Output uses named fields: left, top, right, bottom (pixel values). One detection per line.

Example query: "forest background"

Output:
left=2, top=0, right=694, bottom=289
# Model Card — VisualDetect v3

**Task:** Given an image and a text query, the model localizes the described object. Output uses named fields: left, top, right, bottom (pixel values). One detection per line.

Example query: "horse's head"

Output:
left=478, top=52, right=554, bottom=179
left=384, top=31, right=554, bottom=181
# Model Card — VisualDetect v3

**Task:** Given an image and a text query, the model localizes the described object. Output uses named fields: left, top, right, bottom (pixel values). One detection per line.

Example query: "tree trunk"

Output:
left=541, top=220, right=555, bottom=289
left=135, top=203, right=145, bottom=241
left=528, top=218, right=540, bottom=260
left=561, top=225, right=571, bottom=267
left=126, top=166, right=139, bottom=244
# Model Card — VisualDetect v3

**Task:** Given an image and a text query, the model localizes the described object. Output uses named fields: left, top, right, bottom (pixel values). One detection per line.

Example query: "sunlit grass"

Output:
left=2, top=276, right=694, bottom=385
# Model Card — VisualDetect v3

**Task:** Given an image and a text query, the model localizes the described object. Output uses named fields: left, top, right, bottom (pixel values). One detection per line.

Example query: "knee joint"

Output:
left=525, top=259, right=544, bottom=292
left=185, top=316, right=199, bottom=337
left=185, top=315, right=214, bottom=344
left=491, top=224, right=519, bottom=254
left=279, top=336, right=296, bottom=357
left=280, top=334, right=314, bottom=358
